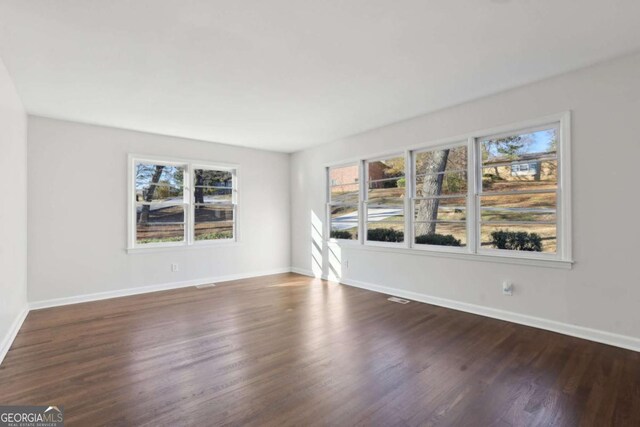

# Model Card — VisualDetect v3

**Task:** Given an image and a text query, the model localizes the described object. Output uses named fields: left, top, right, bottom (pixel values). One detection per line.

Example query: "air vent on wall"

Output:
left=387, top=296, right=410, bottom=304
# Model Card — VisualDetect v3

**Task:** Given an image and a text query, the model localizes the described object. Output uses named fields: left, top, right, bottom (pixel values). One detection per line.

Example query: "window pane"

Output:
left=136, top=204, right=185, bottom=223
left=194, top=205, right=234, bottom=240
left=480, top=194, right=556, bottom=222
left=481, top=127, right=557, bottom=192
left=481, top=128, right=557, bottom=164
left=482, top=160, right=557, bottom=192
left=135, top=184, right=183, bottom=203
left=480, top=223, right=556, bottom=254
left=415, top=145, right=467, bottom=175
left=414, top=222, right=466, bottom=247
left=368, top=156, right=405, bottom=180
left=367, top=221, right=404, bottom=243
left=136, top=204, right=185, bottom=243
left=416, top=171, right=467, bottom=197
left=330, top=183, right=359, bottom=204
left=136, top=224, right=185, bottom=244
left=136, top=163, right=184, bottom=191
left=368, top=180, right=405, bottom=205
left=194, top=187, right=233, bottom=203
left=414, top=197, right=466, bottom=221
left=367, top=206, right=404, bottom=223
left=136, top=163, right=184, bottom=203
left=194, top=169, right=233, bottom=187
left=329, top=164, right=358, bottom=186
left=330, top=205, right=358, bottom=240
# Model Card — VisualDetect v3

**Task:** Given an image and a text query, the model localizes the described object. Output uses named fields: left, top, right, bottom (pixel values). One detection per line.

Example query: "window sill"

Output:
left=126, top=240, right=241, bottom=254
left=328, top=238, right=361, bottom=246
left=327, top=240, right=573, bottom=269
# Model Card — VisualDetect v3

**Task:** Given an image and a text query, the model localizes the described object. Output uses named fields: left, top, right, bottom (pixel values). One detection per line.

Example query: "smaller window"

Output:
left=129, top=157, right=238, bottom=250
left=135, top=162, right=187, bottom=245
left=328, top=164, right=359, bottom=240
left=193, top=168, right=235, bottom=241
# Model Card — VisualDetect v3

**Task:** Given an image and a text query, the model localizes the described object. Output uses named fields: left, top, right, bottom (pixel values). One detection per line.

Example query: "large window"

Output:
left=478, top=125, right=559, bottom=254
left=366, top=155, right=405, bottom=243
left=129, top=156, right=237, bottom=250
left=326, top=114, right=571, bottom=264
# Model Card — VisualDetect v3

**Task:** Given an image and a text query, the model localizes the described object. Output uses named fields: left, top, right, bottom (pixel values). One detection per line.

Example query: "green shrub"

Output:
left=415, top=233, right=461, bottom=246
left=137, top=236, right=184, bottom=244
left=195, top=231, right=233, bottom=241
left=367, top=228, right=404, bottom=242
left=330, top=230, right=353, bottom=239
left=397, top=177, right=406, bottom=188
left=490, top=230, right=542, bottom=252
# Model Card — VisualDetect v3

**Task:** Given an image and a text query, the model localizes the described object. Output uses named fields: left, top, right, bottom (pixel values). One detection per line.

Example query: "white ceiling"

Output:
left=1, top=1, right=639, bottom=152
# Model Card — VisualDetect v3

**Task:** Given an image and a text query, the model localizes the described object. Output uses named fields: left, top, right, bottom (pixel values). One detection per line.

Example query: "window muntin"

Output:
left=366, top=156, right=405, bottom=243
left=328, top=164, right=359, bottom=240
left=193, top=168, right=236, bottom=241
left=130, top=158, right=237, bottom=249
left=413, top=144, right=468, bottom=248
left=135, top=162, right=186, bottom=244
left=478, top=126, right=558, bottom=254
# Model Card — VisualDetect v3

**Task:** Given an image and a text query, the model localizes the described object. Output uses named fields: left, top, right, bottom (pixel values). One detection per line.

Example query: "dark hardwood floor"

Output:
left=1, top=273, right=638, bottom=426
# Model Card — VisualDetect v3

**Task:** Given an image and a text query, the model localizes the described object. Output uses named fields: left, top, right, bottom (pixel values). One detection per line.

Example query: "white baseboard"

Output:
left=290, top=267, right=318, bottom=277
left=0, top=306, right=29, bottom=366
left=29, top=267, right=292, bottom=310
left=290, top=268, right=640, bottom=353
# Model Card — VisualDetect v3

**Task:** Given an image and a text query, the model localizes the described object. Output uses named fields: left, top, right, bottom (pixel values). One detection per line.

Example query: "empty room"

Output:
left=1, top=1, right=639, bottom=425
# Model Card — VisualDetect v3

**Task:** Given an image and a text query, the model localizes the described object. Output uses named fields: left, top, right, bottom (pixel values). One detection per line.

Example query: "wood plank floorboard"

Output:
left=0, top=273, right=638, bottom=426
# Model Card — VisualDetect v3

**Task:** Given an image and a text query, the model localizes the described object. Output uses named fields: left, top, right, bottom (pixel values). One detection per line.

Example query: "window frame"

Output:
left=363, top=153, right=407, bottom=247
left=475, top=121, right=564, bottom=261
left=324, top=112, right=572, bottom=268
left=191, top=163, right=238, bottom=246
left=411, top=140, right=470, bottom=254
left=326, top=162, right=362, bottom=243
left=127, top=154, right=239, bottom=252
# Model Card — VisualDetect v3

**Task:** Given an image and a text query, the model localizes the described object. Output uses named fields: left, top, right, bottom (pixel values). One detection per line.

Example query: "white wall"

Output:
left=0, top=57, right=28, bottom=359
left=28, top=117, right=291, bottom=302
left=291, top=52, right=640, bottom=344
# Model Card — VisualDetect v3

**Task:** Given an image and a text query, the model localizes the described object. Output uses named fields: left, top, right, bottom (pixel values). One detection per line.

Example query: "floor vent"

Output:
left=387, top=296, right=410, bottom=304
left=195, top=283, right=217, bottom=289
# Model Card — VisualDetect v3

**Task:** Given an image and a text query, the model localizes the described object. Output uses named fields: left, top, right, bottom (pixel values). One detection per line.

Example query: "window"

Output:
left=328, top=164, right=359, bottom=240
left=193, top=168, right=235, bottom=241
left=129, top=156, right=237, bottom=250
left=134, top=162, right=187, bottom=245
left=325, top=113, right=571, bottom=265
left=366, top=155, right=405, bottom=243
left=478, top=125, right=559, bottom=255
left=413, top=144, right=468, bottom=248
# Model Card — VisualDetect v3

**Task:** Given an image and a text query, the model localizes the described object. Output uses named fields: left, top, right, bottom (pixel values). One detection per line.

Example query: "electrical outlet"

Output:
left=171, top=263, right=179, bottom=272
left=502, top=281, right=513, bottom=296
